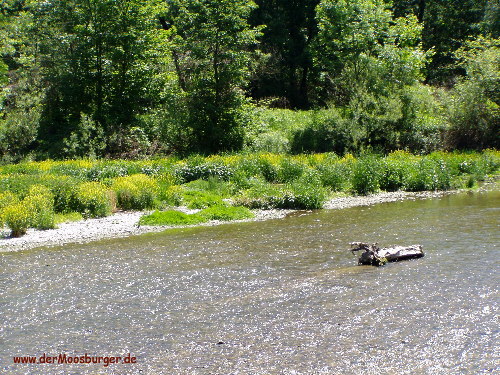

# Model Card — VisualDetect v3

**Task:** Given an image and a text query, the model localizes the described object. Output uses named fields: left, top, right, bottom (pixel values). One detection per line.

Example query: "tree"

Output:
left=445, top=37, right=500, bottom=149
left=315, top=0, right=434, bottom=152
left=249, top=0, right=320, bottom=109
left=2, top=0, right=165, bottom=157
left=421, top=0, right=488, bottom=83
left=0, top=1, right=45, bottom=161
left=161, top=0, right=262, bottom=153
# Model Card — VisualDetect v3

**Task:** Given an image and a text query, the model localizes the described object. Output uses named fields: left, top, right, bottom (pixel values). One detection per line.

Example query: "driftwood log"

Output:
left=350, top=242, right=424, bottom=266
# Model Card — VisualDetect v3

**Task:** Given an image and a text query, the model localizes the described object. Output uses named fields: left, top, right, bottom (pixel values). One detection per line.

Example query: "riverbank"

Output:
left=0, top=188, right=476, bottom=253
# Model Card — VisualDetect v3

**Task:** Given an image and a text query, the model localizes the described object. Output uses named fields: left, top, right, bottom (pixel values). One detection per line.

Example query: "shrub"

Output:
left=258, top=155, right=280, bottom=182
left=174, top=161, right=233, bottom=183
left=351, top=156, right=382, bottom=195
left=159, top=185, right=184, bottom=207
left=250, top=131, right=291, bottom=153
left=138, top=210, right=206, bottom=226
left=379, top=154, right=412, bottom=192
left=444, top=38, right=500, bottom=150
left=74, top=182, right=113, bottom=218
left=316, top=155, right=351, bottom=191
left=287, top=179, right=328, bottom=209
left=233, top=178, right=283, bottom=209
left=111, top=174, right=158, bottom=210
left=277, top=157, right=305, bottom=183
left=3, top=203, right=31, bottom=237
left=184, top=177, right=235, bottom=198
left=86, top=164, right=129, bottom=181
left=0, top=191, right=19, bottom=227
left=52, top=178, right=79, bottom=213
left=290, top=109, right=358, bottom=155
left=233, top=155, right=262, bottom=178
left=23, top=185, right=55, bottom=230
left=403, top=158, right=452, bottom=191
left=197, top=205, right=254, bottom=221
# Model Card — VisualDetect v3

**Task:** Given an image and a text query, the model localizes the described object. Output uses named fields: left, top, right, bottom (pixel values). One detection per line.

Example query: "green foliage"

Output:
left=165, top=0, right=262, bottom=153
left=351, top=156, right=382, bottom=195
left=139, top=210, right=205, bottom=226
left=158, top=185, right=184, bottom=207
left=249, top=0, right=320, bottom=108
left=23, top=185, right=55, bottom=230
left=445, top=37, right=500, bottom=150
left=63, top=113, right=106, bottom=159
left=379, top=151, right=414, bottom=192
left=74, top=182, right=113, bottom=218
left=277, top=158, right=306, bottom=183
left=182, top=190, right=226, bottom=209
left=0, top=151, right=498, bottom=236
left=403, top=157, right=452, bottom=191
left=290, top=108, right=361, bottom=154
left=286, top=172, right=328, bottom=209
left=233, top=177, right=283, bottom=209
left=54, top=212, right=84, bottom=225
left=175, top=161, right=233, bottom=183
left=421, top=0, right=489, bottom=83
left=111, top=174, right=159, bottom=210
left=316, top=154, right=353, bottom=191
left=234, top=171, right=327, bottom=209
left=0, top=191, right=18, bottom=227
left=197, top=205, right=254, bottom=221
left=3, top=203, right=30, bottom=237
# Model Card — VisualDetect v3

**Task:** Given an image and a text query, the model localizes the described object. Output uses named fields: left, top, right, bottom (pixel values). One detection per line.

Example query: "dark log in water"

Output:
left=350, top=242, right=424, bottom=266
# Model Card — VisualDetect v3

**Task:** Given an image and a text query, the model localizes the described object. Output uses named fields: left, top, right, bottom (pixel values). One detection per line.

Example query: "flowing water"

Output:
left=1, top=191, right=499, bottom=374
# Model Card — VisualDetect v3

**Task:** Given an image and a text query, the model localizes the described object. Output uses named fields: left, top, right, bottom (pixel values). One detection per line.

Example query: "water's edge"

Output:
left=0, top=189, right=462, bottom=253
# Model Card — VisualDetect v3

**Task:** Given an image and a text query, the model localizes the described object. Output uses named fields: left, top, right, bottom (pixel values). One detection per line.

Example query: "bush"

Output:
left=351, top=156, right=382, bottom=195
left=316, top=155, right=351, bottom=191
left=197, top=205, right=254, bottom=221
left=74, top=182, right=113, bottom=218
left=403, top=158, right=452, bottom=191
left=111, top=174, right=158, bottom=210
left=52, top=178, right=79, bottom=213
left=379, top=152, right=415, bottom=192
left=282, top=172, right=328, bottom=209
left=0, top=191, right=19, bottom=227
left=3, top=203, right=31, bottom=237
left=159, top=185, right=184, bottom=207
left=277, top=157, right=305, bottom=183
left=290, top=109, right=358, bottom=155
left=233, top=178, right=284, bottom=209
left=257, top=154, right=280, bottom=182
left=23, top=185, right=55, bottom=230
left=445, top=38, right=500, bottom=150
left=174, top=160, right=233, bottom=183
left=139, top=210, right=205, bottom=226
left=250, top=131, right=291, bottom=153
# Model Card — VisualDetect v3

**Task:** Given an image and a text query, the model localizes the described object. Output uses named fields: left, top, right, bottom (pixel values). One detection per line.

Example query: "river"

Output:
left=1, top=190, right=498, bottom=374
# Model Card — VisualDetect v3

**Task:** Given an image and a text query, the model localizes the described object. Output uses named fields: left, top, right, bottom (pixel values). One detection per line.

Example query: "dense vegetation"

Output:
left=0, top=150, right=498, bottom=236
left=0, top=0, right=498, bottom=161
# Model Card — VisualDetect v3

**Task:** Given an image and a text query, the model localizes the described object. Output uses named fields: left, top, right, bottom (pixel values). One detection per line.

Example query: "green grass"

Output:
left=139, top=210, right=206, bottom=226
left=197, top=205, right=254, bottom=221
left=139, top=205, right=254, bottom=226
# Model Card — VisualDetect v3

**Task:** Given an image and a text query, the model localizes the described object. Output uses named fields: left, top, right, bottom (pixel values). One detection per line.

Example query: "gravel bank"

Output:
left=0, top=187, right=491, bottom=253
left=0, top=208, right=293, bottom=253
